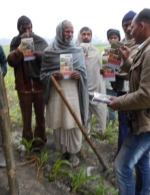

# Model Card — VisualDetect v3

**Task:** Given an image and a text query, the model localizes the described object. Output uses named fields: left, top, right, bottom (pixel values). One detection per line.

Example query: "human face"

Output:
left=122, top=20, right=133, bottom=39
left=19, top=23, right=32, bottom=35
left=62, top=25, right=74, bottom=43
left=108, top=35, right=120, bottom=44
left=81, top=30, right=92, bottom=43
left=130, top=16, right=144, bottom=44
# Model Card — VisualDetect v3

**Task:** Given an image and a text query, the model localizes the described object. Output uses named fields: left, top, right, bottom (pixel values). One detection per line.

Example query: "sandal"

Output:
left=69, top=154, right=79, bottom=167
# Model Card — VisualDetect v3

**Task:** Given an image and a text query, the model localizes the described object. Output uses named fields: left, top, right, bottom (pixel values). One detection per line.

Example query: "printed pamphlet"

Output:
left=60, top=53, right=73, bottom=79
left=21, top=38, right=35, bottom=61
left=107, top=40, right=124, bottom=70
left=92, top=92, right=115, bottom=104
left=80, top=43, right=90, bottom=60
left=102, top=54, right=115, bottom=82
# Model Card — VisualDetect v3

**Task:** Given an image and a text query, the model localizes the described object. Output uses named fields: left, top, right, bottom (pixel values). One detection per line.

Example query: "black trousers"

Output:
left=18, top=91, right=47, bottom=145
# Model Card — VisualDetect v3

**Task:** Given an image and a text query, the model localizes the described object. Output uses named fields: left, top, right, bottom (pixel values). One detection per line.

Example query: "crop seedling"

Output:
left=17, top=151, right=49, bottom=180
left=98, top=121, right=118, bottom=146
left=68, top=166, right=100, bottom=193
left=21, top=137, right=44, bottom=155
left=47, top=157, right=72, bottom=182
left=38, top=150, right=50, bottom=167
left=94, top=177, right=118, bottom=195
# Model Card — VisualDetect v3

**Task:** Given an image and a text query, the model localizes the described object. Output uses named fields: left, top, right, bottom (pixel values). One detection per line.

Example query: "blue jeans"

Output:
left=117, top=91, right=130, bottom=155
left=114, top=131, right=150, bottom=195
left=106, top=89, right=117, bottom=122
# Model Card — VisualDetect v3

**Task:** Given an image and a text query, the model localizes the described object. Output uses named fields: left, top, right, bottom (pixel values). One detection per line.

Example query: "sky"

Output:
left=1, top=0, right=150, bottom=42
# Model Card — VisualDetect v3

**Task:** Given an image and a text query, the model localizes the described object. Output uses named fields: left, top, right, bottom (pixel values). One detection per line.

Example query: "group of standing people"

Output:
left=109, top=8, right=150, bottom=195
left=1, top=7, right=150, bottom=194
left=103, top=10, right=139, bottom=158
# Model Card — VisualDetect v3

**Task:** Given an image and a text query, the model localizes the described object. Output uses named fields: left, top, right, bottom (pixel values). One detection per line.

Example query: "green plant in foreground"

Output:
left=99, top=121, right=118, bottom=145
left=47, top=157, right=72, bottom=182
left=95, top=177, right=118, bottom=195
left=38, top=150, right=50, bottom=167
left=17, top=150, right=49, bottom=180
left=21, top=137, right=44, bottom=155
left=68, top=166, right=100, bottom=193
left=18, top=152, right=49, bottom=180
left=91, top=116, right=97, bottom=130
left=82, top=116, right=99, bottom=143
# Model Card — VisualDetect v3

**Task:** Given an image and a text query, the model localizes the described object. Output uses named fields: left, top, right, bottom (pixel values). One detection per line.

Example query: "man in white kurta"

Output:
left=41, top=21, right=89, bottom=167
left=76, top=27, right=107, bottom=133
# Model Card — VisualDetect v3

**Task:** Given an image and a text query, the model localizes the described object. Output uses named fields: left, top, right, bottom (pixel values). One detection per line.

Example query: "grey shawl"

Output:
left=40, top=22, right=89, bottom=126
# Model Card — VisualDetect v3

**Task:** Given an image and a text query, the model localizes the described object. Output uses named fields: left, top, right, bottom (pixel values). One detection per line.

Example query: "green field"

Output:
left=2, top=45, right=10, bottom=56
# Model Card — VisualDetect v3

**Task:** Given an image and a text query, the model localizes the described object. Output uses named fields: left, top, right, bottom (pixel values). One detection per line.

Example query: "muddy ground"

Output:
left=0, top=125, right=118, bottom=195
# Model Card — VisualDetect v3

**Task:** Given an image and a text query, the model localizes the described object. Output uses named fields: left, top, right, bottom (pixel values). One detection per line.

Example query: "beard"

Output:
left=64, top=36, right=73, bottom=43
left=83, top=38, right=90, bottom=43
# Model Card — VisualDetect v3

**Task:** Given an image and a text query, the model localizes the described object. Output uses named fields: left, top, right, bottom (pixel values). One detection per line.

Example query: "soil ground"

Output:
left=0, top=125, right=118, bottom=195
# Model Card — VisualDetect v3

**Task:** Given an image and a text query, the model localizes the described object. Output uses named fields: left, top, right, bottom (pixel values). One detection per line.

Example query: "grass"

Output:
left=2, top=45, right=10, bottom=56
left=95, top=44, right=109, bottom=55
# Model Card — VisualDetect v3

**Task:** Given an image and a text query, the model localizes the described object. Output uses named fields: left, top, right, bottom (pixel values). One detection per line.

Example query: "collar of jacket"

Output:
left=138, top=37, right=150, bottom=51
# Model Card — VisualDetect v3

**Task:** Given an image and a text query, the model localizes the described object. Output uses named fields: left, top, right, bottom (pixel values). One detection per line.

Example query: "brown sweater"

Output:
left=8, top=48, right=44, bottom=92
left=7, top=33, right=48, bottom=93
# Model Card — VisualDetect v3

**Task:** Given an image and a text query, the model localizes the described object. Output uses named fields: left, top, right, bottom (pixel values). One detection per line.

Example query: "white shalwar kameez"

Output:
left=46, top=79, right=82, bottom=153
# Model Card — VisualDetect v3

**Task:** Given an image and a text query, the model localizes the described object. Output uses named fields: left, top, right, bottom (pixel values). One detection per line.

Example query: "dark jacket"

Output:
left=7, top=34, right=48, bottom=92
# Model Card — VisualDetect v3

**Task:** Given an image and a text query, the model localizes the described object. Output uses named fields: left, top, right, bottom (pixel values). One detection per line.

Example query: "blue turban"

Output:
left=122, top=11, right=136, bottom=24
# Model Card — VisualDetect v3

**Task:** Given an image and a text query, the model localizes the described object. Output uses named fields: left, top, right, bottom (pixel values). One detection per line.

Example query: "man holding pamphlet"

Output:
left=41, top=20, right=88, bottom=167
left=7, top=16, right=48, bottom=149
left=76, top=27, right=107, bottom=135
left=109, top=8, right=150, bottom=194
left=114, top=10, right=139, bottom=156
left=101, top=29, right=121, bottom=125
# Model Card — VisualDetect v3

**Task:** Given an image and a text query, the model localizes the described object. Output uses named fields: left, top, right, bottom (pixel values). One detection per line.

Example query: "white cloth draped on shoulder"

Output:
left=76, top=32, right=107, bottom=132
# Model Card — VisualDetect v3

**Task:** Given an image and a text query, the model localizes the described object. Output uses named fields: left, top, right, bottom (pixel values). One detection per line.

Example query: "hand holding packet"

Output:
left=92, top=92, right=116, bottom=104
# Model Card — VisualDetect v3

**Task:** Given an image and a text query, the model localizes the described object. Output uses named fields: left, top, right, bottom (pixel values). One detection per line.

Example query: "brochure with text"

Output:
left=60, top=53, right=73, bottom=79
left=102, top=54, right=115, bottom=82
left=21, top=38, right=35, bottom=61
left=107, top=40, right=124, bottom=70
left=80, top=43, right=90, bottom=60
